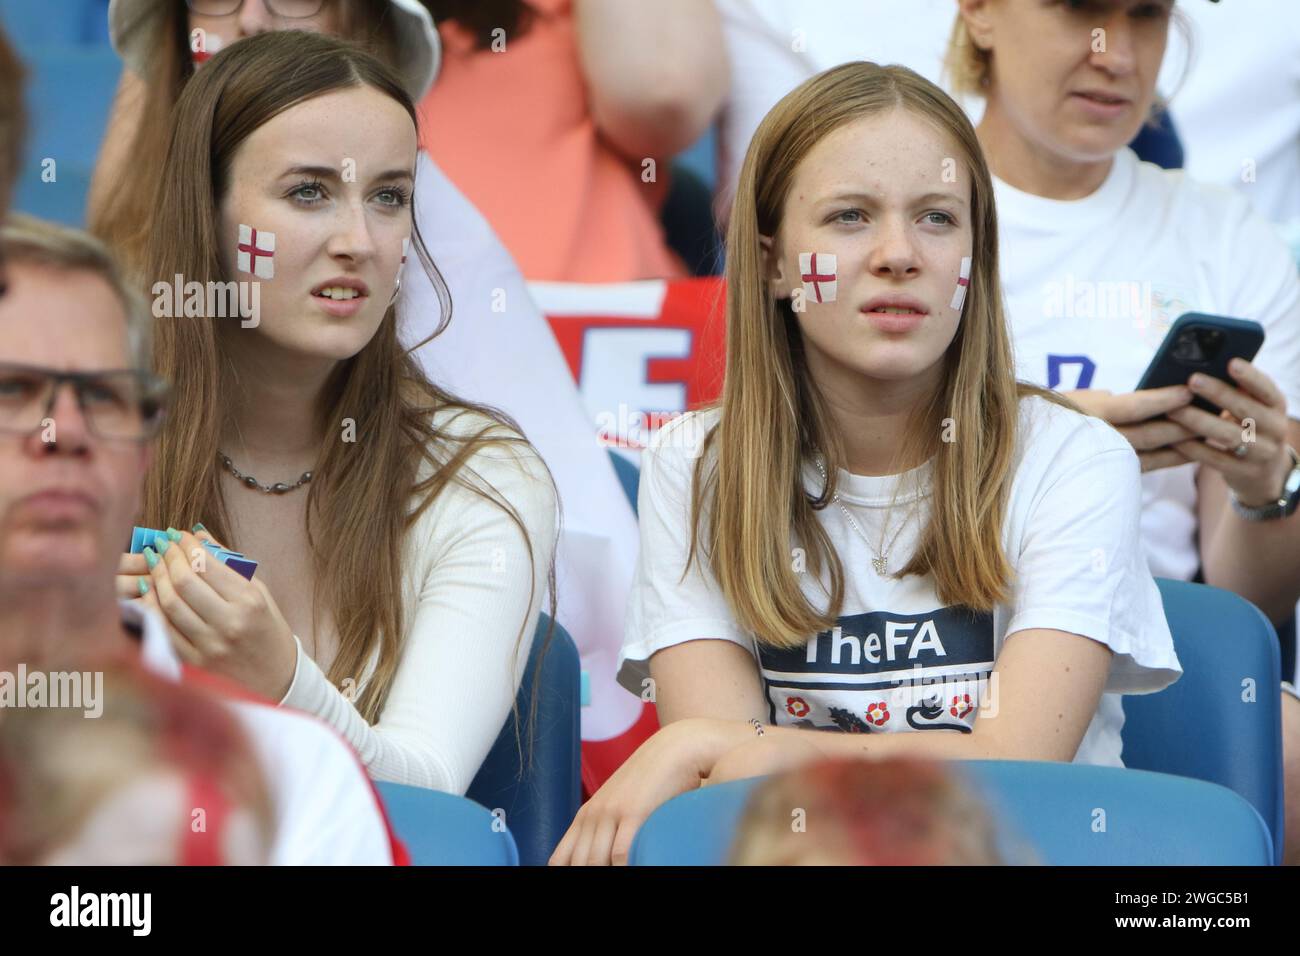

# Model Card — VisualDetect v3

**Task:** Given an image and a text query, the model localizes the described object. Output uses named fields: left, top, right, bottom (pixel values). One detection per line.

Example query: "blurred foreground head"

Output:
left=0, top=664, right=274, bottom=865
left=730, top=757, right=1011, bottom=866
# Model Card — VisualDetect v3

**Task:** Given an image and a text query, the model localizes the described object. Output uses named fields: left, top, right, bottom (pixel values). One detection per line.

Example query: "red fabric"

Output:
left=180, top=773, right=232, bottom=866
left=179, top=664, right=410, bottom=866
left=545, top=278, right=728, bottom=421
left=579, top=701, right=660, bottom=800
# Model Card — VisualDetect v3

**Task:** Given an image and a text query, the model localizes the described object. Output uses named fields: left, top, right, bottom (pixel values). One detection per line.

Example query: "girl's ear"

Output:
left=759, top=234, right=788, bottom=300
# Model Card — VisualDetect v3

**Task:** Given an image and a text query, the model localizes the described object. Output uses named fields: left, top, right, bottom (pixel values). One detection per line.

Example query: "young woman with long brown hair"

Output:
left=93, top=0, right=646, bottom=785
left=114, top=30, right=559, bottom=795
left=551, top=62, right=1180, bottom=865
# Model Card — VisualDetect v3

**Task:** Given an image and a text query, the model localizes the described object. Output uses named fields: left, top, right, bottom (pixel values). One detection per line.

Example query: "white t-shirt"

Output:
left=279, top=406, right=559, bottom=795
left=996, top=147, right=1300, bottom=582
left=1159, top=0, right=1300, bottom=229
left=715, top=0, right=966, bottom=222
left=126, top=600, right=397, bottom=865
left=400, top=152, right=644, bottom=744
left=618, top=396, right=1181, bottom=767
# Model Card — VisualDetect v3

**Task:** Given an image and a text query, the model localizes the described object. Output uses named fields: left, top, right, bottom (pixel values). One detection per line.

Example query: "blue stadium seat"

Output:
left=629, top=759, right=1274, bottom=866
left=11, top=46, right=121, bottom=226
left=374, top=781, right=520, bottom=865
left=465, top=613, right=582, bottom=866
left=1128, top=105, right=1184, bottom=170
left=675, top=125, right=716, bottom=194
left=1122, top=578, right=1284, bottom=864
left=607, top=449, right=640, bottom=516
left=0, top=0, right=110, bottom=48
left=12, top=165, right=94, bottom=228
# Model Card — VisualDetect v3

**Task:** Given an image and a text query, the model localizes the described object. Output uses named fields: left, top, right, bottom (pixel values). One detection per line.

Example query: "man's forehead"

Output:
left=0, top=261, right=131, bottom=367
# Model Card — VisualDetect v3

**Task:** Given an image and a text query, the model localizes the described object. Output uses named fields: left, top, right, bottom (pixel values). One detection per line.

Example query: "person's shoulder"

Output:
left=225, top=695, right=374, bottom=783
left=646, top=406, right=721, bottom=471
left=1016, top=389, right=1134, bottom=466
left=1129, top=148, right=1258, bottom=230
left=418, top=405, right=558, bottom=530
left=221, top=698, right=395, bottom=864
left=227, top=694, right=353, bottom=749
left=430, top=405, right=548, bottom=473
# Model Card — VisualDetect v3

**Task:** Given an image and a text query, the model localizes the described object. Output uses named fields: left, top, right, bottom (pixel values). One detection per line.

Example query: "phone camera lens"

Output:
left=1198, top=327, right=1225, bottom=361
left=1173, top=330, right=1204, bottom=363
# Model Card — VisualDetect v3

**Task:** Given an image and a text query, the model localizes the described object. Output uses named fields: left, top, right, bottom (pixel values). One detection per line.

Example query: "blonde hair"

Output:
left=686, top=62, right=1069, bottom=650
left=1, top=213, right=153, bottom=368
left=945, top=11, right=992, bottom=98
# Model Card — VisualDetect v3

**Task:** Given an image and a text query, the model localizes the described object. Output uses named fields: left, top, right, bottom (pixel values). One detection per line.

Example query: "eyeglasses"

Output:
left=185, top=0, right=327, bottom=19
left=0, top=363, right=168, bottom=441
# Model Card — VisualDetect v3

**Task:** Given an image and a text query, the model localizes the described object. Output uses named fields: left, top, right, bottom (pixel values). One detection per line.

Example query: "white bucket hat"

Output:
left=107, top=0, right=441, bottom=102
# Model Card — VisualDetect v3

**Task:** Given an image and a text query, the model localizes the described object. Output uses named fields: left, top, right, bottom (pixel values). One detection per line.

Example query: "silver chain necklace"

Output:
left=813, top=458, right=921, bottom=575
left=218, top=452, right=314, bottom=495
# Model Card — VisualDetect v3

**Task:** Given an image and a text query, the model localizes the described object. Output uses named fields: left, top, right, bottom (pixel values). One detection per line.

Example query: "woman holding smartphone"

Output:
left=950, top=0, right=1300, bottom=862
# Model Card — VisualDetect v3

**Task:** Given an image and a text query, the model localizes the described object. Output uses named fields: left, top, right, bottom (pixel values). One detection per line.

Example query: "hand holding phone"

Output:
left=1136, top=312, right=1265, bottom=413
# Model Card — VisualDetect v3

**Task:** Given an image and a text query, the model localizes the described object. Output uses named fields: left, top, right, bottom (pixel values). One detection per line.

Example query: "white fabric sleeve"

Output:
left=1215, top=187, right=1300, bottom=417
left=618, top=414, right=756, bottom=695
left=230, top=703, right=395, bottom=865
left=714, top=0, right=816, bottom=228
left=1005, top=421, right=1182, bottom=695
left=280, top=436, right=559, bottom=795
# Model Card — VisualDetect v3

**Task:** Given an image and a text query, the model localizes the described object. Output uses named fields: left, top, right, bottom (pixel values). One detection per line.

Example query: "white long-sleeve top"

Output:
left=278, top=406, right=560, bottom=795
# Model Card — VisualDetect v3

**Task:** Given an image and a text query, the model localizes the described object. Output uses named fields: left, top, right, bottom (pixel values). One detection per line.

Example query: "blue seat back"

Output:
left=465, top=613, right=582, bottom=866
left=0, top=0, right=110, bottom=48
left=630, top=759, right=1273, bottom=866
left=1123, top=579, right=1284, bottom=862
left=9, top=46, right=121, bottom=226
left=375, top=781, right=519, bottom=865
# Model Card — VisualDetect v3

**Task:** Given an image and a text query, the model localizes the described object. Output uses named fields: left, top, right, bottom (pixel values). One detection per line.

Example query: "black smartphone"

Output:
left=1136, top=312, right=1265, bottom=414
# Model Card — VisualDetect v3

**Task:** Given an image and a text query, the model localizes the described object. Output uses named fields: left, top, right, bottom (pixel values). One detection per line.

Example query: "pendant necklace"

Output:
left=813, top=457, right=923, bottom=575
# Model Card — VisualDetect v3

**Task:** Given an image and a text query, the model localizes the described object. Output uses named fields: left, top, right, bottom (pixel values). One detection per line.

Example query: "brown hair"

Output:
left=0, top=664, right=275, bottom=864
left=687, top=62, right=1069, bottom=649
left=139, top=30, right=557, bottom=727
left=729, top=757, right=1010, bottom=865
left=424, top=0, right=536, bottom=50
left=0, top=25, right=23, bottom=218
left=89, top=0, right=402, bottom=277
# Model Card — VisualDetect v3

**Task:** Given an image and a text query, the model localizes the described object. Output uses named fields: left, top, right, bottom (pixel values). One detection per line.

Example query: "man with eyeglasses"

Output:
left=0, top=213, right=405, bottom=864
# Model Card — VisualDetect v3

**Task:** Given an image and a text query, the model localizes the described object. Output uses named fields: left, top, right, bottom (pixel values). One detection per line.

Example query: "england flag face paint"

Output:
left=950, top=256, right=971, bottom=312
left=236, top=224, right=275, bottom=280
left=799, top=252, right=837, bottom=304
